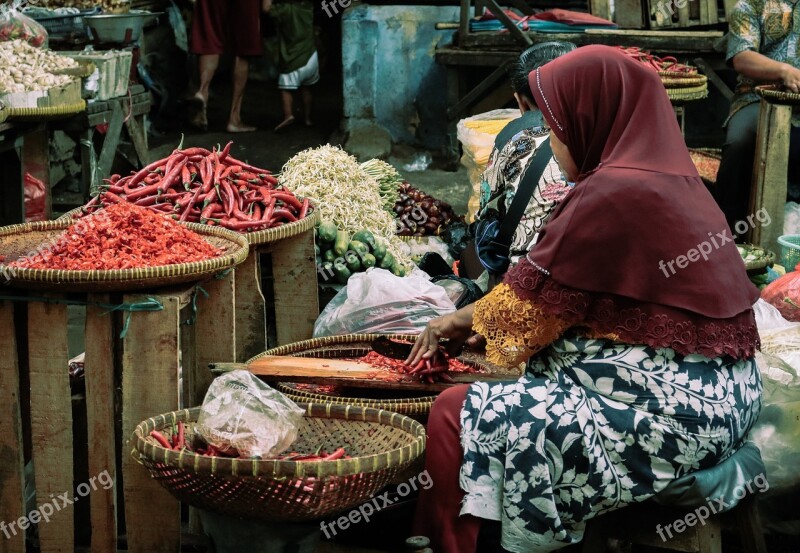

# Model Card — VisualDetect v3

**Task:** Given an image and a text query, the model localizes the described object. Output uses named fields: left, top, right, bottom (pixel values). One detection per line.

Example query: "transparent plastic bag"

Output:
left=313, top=268, right=456, bottom=337
left=0, top=2, right=47, bottom=47
left=195, top=371, right=305, bottom=459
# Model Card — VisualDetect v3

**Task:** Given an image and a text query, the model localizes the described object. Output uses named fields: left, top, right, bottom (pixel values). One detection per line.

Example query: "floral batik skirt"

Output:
left=459, top=336, right=763, bottom=553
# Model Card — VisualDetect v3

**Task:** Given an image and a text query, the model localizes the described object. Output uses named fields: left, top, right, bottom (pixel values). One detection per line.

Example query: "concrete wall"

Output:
left=342, top=5, right=460, bottom=150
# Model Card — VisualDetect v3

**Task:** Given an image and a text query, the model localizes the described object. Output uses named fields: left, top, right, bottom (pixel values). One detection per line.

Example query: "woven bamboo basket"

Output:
left=660, top=75, right=708, bottom=89
left=134, top=404, right=426, bottom=521
left=657, top=69, right=699, bottom=78
left=756, top=84, right=800, bottom=106
left=250, top=334, right=514, bottom=421
left=6, top=101, right=86, bottom=120
left=0, top=219, right=249, bottom=292
left=668, top=85, right=708, bottom=102
left=57, top=202, right=318, bottom=247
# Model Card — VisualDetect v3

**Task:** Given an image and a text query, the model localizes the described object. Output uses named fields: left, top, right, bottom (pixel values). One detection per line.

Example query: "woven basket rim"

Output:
left=0, top=219, right=249, bottom=286
left=755, top=84, right=800, bottom=105
left=657, top=69, right=699, bottom=77
left=133, top=404, right=427, bottom=477
left=245, top=207, right=319, bottom=246
left=778, top=235, right=800, bottom=249
left=661, top=75, right=708, bottom=88
left=58, top=204, right=318, bottom=247
left=668, top=87, right=709, bottom=103
left=276, top=382, right=438, bottom=407
left=6, top=100, right=86, bottom=119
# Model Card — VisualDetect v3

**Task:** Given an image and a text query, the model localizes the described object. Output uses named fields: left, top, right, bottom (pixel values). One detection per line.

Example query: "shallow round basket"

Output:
left=737, top=243, right=776, bottom=272
left=755, top=84, right=800, bottom=106
left=6, top=101, right=86, bottom=121
left=778, top=235, right=800, bottom=270
left=245, top=205, right=319, bottom=246
left=250, top=334, right=512, bottom=421
left=133, top=404, right=426, bottom=521
left=0, top=219, right=249, bottom=292
left=668, top=85, right=708, bottom=103
left=658, top=69, right=699, bottom=77
left=660, top=75, right=708, bottom=88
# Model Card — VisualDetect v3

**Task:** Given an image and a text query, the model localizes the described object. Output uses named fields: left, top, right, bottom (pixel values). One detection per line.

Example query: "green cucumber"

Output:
left=351, top=230, right=377, bottom=251
left=317, top=220, right=338, bottom=242
left=372, top=240, right=387, bottom=261
left=323, top=249, right=336, bottom=263
left=332, top=262, right=351, bottom=284
left=333, top=230, right=350, bottom=256
left=345, top=253, right=362, bottom=273
left=349, top=240, right=369, bottom=257
left=361, top=253, right=376, bottom=269
left=378, top=251, right=396, bottom=271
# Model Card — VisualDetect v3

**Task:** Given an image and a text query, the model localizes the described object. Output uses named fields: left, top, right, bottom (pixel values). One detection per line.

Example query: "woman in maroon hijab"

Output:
left=409, top=45, right=762, bottom=553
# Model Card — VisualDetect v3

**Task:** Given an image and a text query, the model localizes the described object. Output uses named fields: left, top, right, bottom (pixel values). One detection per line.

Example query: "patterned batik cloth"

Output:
left=727, top=0, right=800, bottom=126
left=458, top=336, right=763, bottom=553
left=479, top=118, right=571, bottom=266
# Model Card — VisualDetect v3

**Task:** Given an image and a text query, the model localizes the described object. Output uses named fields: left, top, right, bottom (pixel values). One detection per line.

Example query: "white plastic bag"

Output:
left=313, top=268, right=456, bottom=337
left=457, top=109, right=520, bottom=223
left=195, top=371, right=305, bottom=459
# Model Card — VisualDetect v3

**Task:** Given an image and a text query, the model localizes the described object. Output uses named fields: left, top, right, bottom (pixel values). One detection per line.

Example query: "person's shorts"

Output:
left=190, top=0, right=263, bottom=57
left=278, top=52, right=320, bottom=90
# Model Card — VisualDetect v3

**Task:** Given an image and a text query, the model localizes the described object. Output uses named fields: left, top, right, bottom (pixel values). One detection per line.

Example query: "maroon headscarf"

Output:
left=526, top=45, right=758, bottom=318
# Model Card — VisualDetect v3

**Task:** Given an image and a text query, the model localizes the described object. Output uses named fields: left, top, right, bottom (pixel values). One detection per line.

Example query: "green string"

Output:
left=0, top=294, right=164, bottom=339
left=183, top=286, right=209, bottom=327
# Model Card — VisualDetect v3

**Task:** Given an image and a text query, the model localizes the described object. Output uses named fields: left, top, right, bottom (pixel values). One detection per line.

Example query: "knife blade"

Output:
left=370, top=336, right=414, bottom=360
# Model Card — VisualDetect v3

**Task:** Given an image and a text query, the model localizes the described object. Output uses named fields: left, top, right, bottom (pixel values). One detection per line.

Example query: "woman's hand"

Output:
left=406, top=304, right=476, bottom=367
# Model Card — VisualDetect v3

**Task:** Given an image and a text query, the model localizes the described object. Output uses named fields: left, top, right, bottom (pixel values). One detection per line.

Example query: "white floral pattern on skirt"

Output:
left=459, top=336, right=763, bottom=553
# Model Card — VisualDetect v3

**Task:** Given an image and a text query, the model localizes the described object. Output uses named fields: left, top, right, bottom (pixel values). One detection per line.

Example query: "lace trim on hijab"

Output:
left=504, top=257, right=760, bottom=360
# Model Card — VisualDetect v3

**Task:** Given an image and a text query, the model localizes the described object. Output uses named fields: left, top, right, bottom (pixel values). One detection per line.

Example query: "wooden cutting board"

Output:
left=210, top=356, right=515, bottom=392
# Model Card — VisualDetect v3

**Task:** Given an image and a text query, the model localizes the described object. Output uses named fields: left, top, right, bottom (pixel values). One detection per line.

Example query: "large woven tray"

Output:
left=0, top=219, right=249, bottom=292
left=756, top=84, right=800, bottom=106
left=250, top=333, right=516, bottom=419
left=134, top=404, right=426, bottom=521
left=6, top=101, right=87, bottom=121
left=661, top=75, right=708, bottom=88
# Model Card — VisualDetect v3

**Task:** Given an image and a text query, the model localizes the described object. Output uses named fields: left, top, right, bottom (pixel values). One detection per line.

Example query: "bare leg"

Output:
left=192, top=54, right=219, bottom=129
left=301, top=86, right=313, bottom=126
left=275, top=89, right=296, bottom=131
left=227, top=56, right=256, bottom=133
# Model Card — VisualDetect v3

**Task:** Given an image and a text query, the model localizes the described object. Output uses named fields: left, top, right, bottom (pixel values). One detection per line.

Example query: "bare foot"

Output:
left=189, top=93, right=208, bottom=131
left=226, top=122, right=257, bottom=133
left=274, top=116, right=295, bottom=132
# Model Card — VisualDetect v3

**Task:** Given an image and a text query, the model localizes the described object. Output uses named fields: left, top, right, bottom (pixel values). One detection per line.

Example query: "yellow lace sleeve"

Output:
left=473, top=283, right=572, bottom=367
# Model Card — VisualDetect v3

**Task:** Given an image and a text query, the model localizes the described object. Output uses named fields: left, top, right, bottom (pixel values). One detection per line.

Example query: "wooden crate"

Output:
left=0, top=272, right=235, bottom=553
left=234, top=226, right=320, bottom=362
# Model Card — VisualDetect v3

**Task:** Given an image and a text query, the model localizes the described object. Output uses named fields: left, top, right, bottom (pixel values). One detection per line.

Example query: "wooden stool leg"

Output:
left=734, top=495, right=768, bottom=553
left=695, top=516, right=722, bottom=553
left=0, top=301, right=26, bottom=553
left=748, top=99, right=791, bottom=253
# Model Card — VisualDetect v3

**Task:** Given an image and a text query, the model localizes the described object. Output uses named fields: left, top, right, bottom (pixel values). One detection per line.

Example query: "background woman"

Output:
left=409, top=45, right=763, bottom=553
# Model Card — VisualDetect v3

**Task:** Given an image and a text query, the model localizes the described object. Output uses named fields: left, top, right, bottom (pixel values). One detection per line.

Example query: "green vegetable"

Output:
left=323, top=249, right=336, bottom=263
left=361, top=253, right=376, bottom=269
left=318, top=220, right=338, bottom=242
left=372, top=240, right=387, bottom=261
left=349, top=240, right=369, bottom=257
left=345, top=252, right=362, bottom=273
left=352, top=230, right=377, bottom=251
left=379, top=252, right=396, bottom=271
left=332, top=261, right=351, bottom=284
left=333, top=230, right=350, bottom=256
left=391, top=264, right=406, bottom=277
left=320, top=261, right=335, bottom=283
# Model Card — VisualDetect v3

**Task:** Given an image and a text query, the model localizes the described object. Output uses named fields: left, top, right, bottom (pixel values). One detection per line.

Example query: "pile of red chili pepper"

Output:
left=79, top=141, right=310, bottom=233
left=9, top=201, right=221, bottom=271
left=149, top=422, right=350, bottom=462
left=615, top=46, right=697, bottom=74
left=358, top=351, right=477, bottom=384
